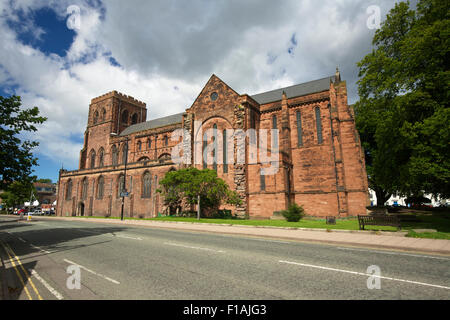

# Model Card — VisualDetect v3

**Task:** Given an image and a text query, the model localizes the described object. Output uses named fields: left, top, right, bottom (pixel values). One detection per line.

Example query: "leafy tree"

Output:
left=158, top=168, right=242, bottom=217
left=36, top=178, right=52, bottom=184
left=0, top=95, right=47, bottom=190
left=355, top=0, right=449, bottom=204
left=0, top=181, right=36, bottom=209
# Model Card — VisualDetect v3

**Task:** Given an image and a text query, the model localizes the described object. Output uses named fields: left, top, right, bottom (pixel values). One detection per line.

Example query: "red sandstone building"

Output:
left=56, top=70, right=369, bottom=218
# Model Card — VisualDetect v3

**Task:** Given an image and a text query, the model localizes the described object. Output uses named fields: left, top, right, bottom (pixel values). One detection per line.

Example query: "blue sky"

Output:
left=0, top=0, right=404, bottom=183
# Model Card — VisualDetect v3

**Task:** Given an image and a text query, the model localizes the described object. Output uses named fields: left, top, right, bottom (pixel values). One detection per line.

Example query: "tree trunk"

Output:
left=374, top=186, right=391, bottom=207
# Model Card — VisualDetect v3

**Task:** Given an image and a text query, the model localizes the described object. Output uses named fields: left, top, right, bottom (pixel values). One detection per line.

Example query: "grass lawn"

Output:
left=71, top=208, right=450, bottom=240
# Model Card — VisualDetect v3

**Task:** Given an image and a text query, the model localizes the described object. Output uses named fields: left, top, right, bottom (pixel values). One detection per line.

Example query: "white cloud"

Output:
left=0, top=0, right=404, bottom=171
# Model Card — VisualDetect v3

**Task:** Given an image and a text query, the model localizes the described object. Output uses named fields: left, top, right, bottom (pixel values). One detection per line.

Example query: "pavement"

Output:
left=20, top=215, right=450, bottom=255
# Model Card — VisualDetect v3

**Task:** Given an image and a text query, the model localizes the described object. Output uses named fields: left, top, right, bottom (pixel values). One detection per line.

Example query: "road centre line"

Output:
left=164, top=242, right=225, bottom=253
left=279, top=260, right=450, bottom=290
left=63, top=259, right=120, bottom=284
left=337, top=246, right=450, bottom=261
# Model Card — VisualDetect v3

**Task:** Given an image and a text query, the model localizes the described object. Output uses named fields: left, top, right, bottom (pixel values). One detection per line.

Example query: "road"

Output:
left=0, top=215, right=449, bottom=300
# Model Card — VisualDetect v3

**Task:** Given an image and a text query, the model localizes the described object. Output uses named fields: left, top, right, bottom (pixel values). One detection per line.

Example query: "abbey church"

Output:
left=56, top=70, right=369, bottom=218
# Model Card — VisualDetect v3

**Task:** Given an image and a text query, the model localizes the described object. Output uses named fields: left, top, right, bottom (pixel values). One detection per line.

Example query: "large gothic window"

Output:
left=90, top=150, right=96, bottom=169
left=296, top=111, right=303, bottom=147
left=212, top=124, right=217, bottom=172
left=118, top=174, right=125, bottom=198
left=81, top=178, right=88, bottom=200
left=223, top=129, right=228, bottom=173
left=98, top=148, right=104, bottom=168
left=272, top=115, right=278, bottom=149
left=111, top=145, right=118, bottom=165
left=121, top=110, right=129, bottom=124
left=65, top=180, right=72, bottom=200
left=97, top=176, right=104, bottom=199
left=93, top=111, right=99, bottom=124
left=315, top=107, right=323, bottom=144
left=131, top=113, right=138, bottom=125
left=260, top=168, right=266, bottom=191
left=142, top=172, right=151, bottom=198
left=121, top=143, right=128, bottom=164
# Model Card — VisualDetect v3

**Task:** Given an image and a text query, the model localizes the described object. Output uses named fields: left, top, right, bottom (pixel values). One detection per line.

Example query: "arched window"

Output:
left=296, top=111, right=303, bottom=147
left=164, top=135, right=168, bottom=146
left=260, top=168, right=266, bottom=191
left=90, top=150, right=96, bottom=169
left=111, top=145, right=118, bottom=166
left=97, top=176, right=104, bottom=199
left=315, top=107, right=323, bottom=144
left=98, top=148, right=104, bottom=168
left=118, top=174, right=125, bottom=198
left=138, top=157, right=150, bottom=162
left=213, top=124, right=217, bottom=172
left=81, top=178, right=88, bottom=200
left=93, top=111, right=99, bottom=124
left=147, top=138, right=152, bottom=150
left=65, top=180, right=72, bottom=200
left=142, top=172, right=151, bottom=198
left=223, top=129, right=228, bottom=173
left=101, top=108, right=106, bottom=121
left=131, top=113, right=138, bottom=125
left=121, top=110, right=129, bottom=124
left=272, top=115, right=278, bottom=149
left=137, top=141, right=142, bottom=151
left=121, top=143, right=128, bottom=164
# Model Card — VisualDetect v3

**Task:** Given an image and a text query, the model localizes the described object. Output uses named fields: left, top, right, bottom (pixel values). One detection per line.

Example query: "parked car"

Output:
left=32, top=209, right=43, bottom=215
left=17, top=209, right=28, bottom=215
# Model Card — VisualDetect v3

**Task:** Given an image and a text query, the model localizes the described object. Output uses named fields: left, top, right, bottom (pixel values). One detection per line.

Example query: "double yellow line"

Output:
left=0, top=240, right=42, bottom=300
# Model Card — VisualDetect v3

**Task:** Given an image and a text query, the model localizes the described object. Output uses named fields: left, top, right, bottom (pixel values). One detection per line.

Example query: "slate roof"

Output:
left=120, top=112, right=185, bottom=136
left=119, top=75, right=336, bottom=136
left=250, top=76, right=336, bottom=105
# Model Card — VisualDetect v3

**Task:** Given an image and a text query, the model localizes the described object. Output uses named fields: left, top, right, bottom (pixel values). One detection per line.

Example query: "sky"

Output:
left=0, top=0, right=408, bottom=183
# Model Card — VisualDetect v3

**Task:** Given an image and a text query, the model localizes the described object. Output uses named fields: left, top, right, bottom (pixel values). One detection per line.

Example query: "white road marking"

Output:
left=337, top=247, right=450, bottom=261
left=30, top=244, right=52, bottom=254
left=246, top=238, right=290, bottom=244
left=63, top=259, right=120, bottom=285
left=113, top=234, right=143, bottom=241
left=18, top=237, right=27, bottom=243
left=75, top=229, right=143, bottom=240
left=164, top=242, right=225, bottom=253
left=279, top=260, right=450, bottom=290
left=30, top=269, right=64, bottom=300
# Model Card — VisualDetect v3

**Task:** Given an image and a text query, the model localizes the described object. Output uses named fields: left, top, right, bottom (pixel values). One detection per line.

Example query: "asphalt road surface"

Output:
left=0, top=215, right=449, bottom=300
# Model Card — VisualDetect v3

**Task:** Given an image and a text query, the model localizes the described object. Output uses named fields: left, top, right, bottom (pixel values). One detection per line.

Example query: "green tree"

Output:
left=0, top=181, right=36, bottom=209
left=158, top=168, right=242, bottom=217
left=36, top=178, right=52, bottom=184
left=0, top=95, right=47, bottom=190
left=355, top=0, right=449, bottom=204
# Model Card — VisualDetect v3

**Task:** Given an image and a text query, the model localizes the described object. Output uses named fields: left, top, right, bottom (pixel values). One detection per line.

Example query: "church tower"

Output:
left=79, top=91, right=147, bottom=170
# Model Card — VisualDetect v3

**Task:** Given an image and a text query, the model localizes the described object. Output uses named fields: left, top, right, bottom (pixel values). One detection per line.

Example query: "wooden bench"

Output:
left=357, top=215, right=401, bottom=230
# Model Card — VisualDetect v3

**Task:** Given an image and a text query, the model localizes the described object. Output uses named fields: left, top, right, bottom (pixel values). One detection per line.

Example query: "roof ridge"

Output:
left=251, top=75, right=335, bottom=97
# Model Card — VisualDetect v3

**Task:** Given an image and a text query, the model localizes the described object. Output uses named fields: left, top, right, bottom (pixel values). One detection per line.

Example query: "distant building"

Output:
left=34, top=182, right=57, bottom=210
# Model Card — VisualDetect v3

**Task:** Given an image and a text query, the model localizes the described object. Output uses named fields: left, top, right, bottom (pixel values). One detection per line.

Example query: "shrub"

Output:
left=281, top=203, right=305, bottom=222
